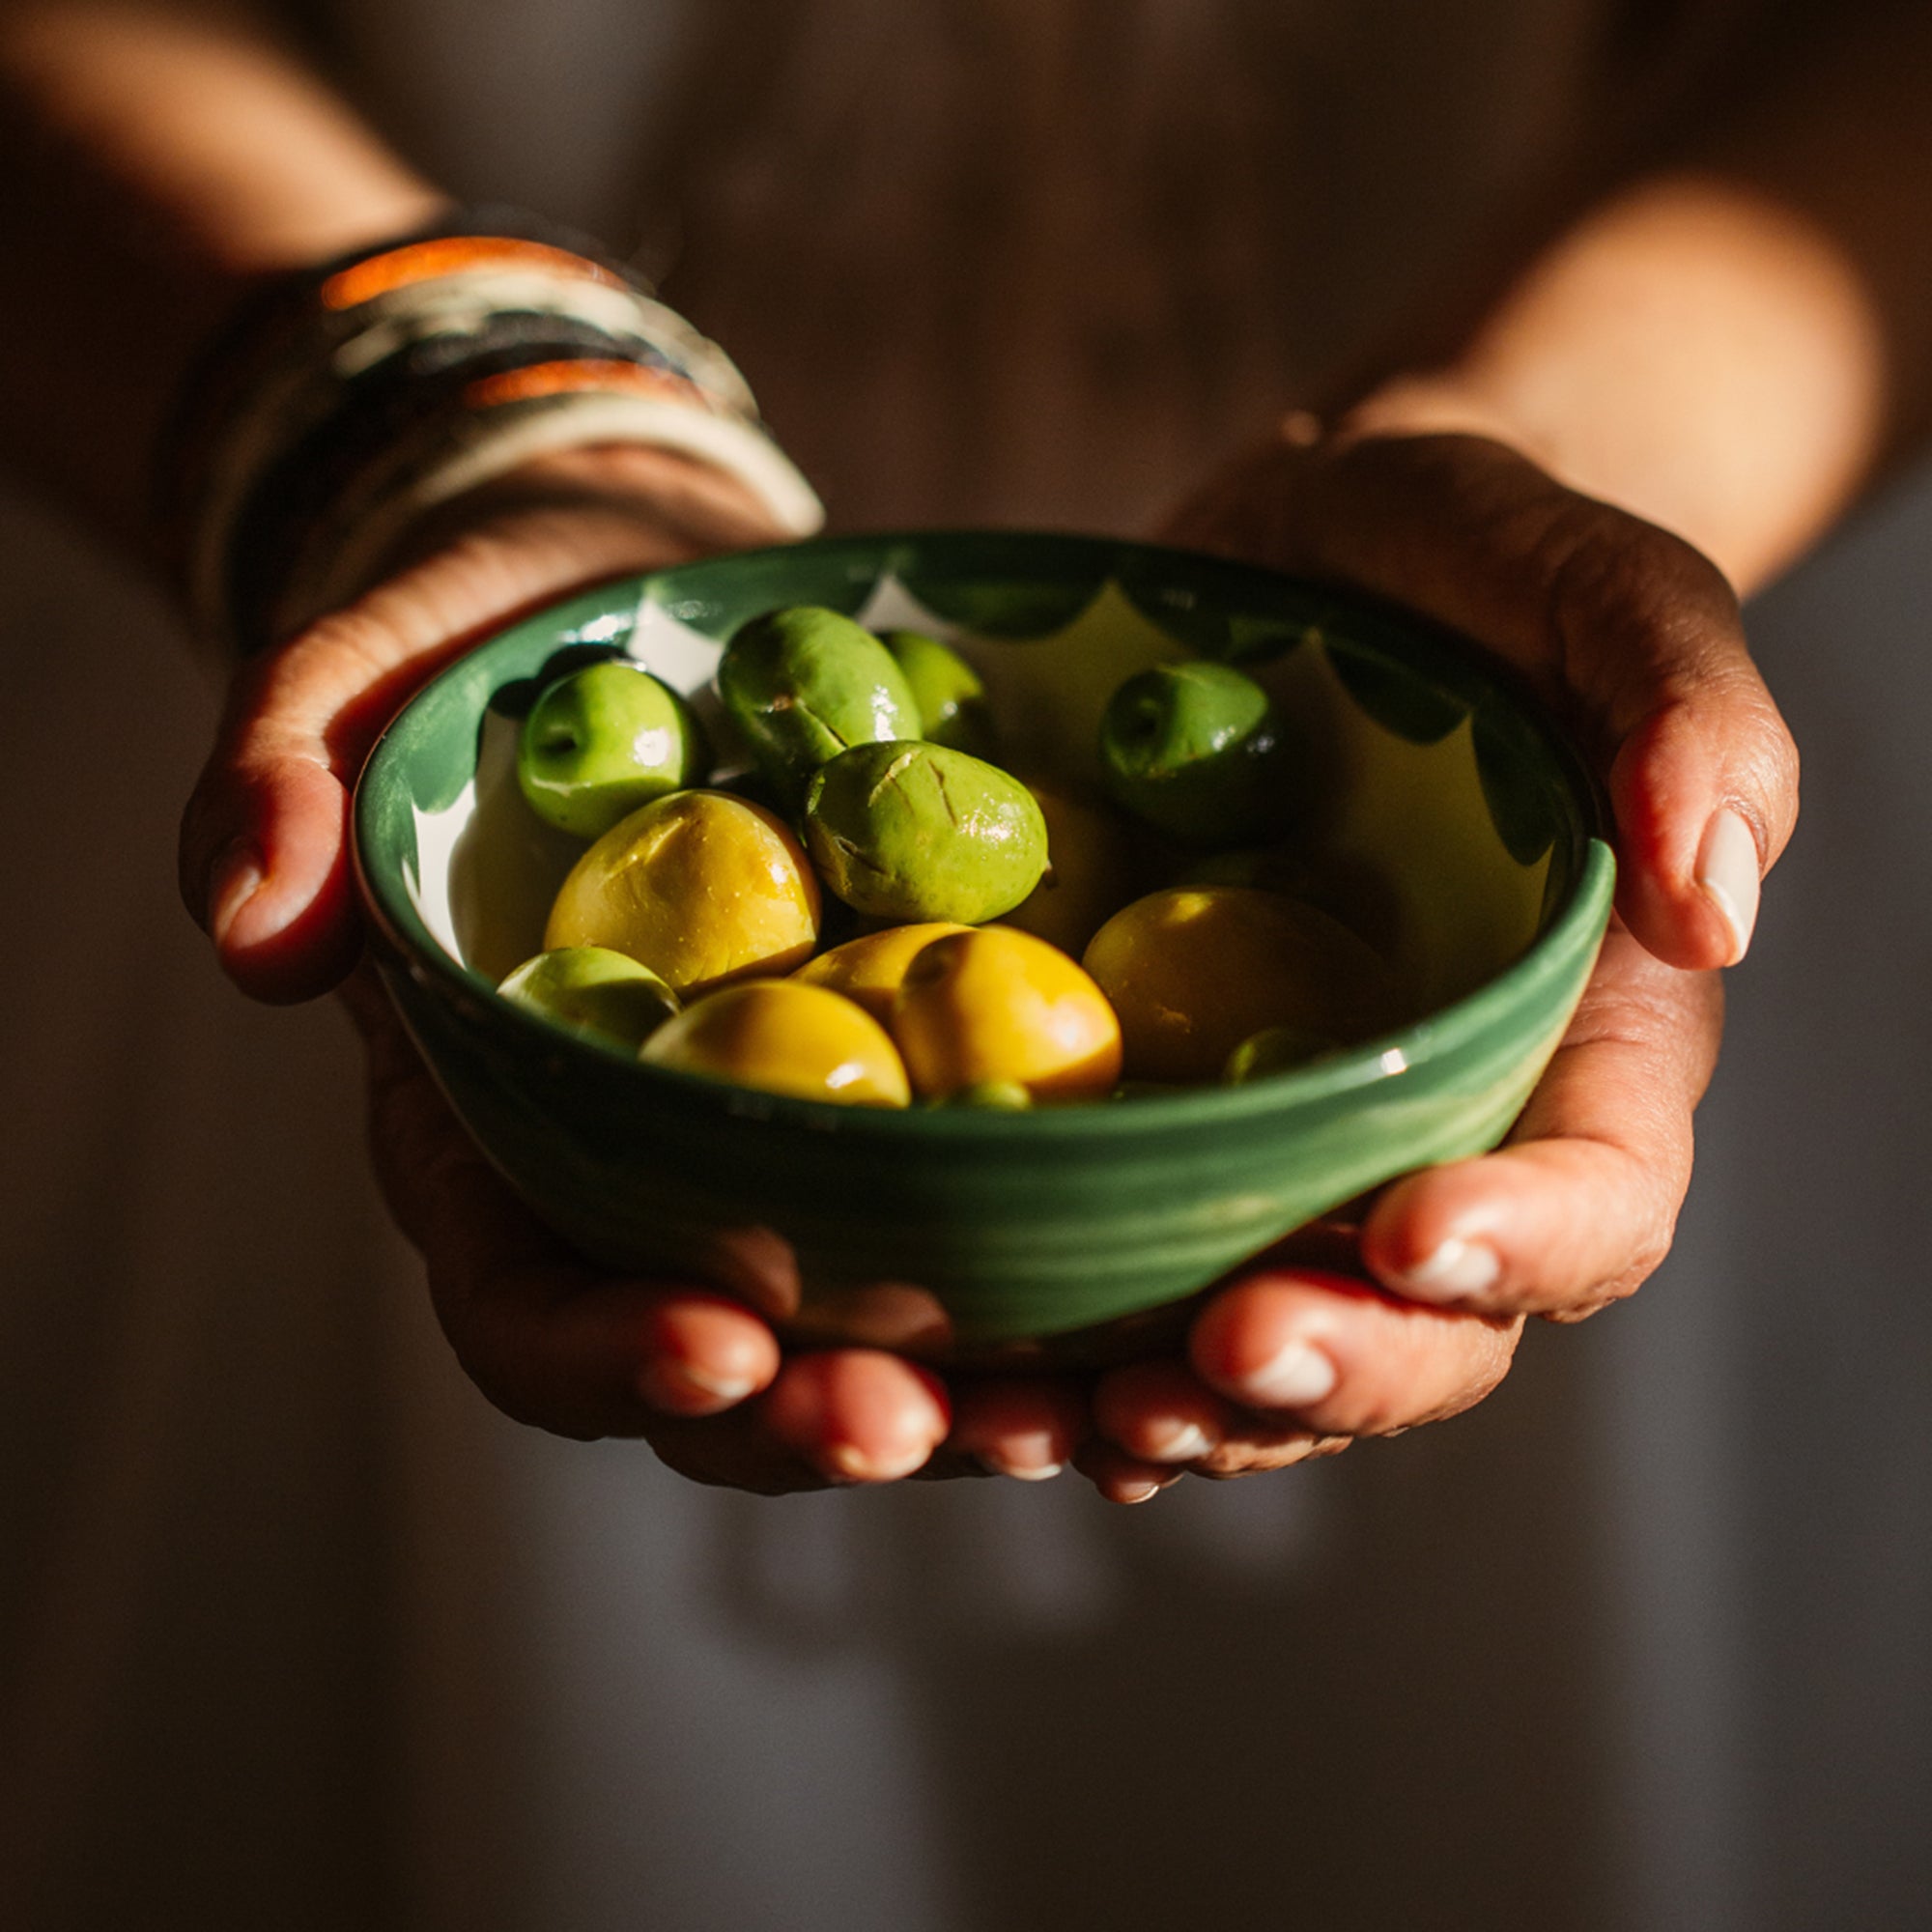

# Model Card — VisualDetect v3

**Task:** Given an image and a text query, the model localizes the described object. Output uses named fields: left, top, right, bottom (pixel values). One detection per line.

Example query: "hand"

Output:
left=178, top=444, right=1084, bottom=1492
left=340, top=964, right=1085, bottom=1492
left=1072, top=419, right=1796, bottom=1500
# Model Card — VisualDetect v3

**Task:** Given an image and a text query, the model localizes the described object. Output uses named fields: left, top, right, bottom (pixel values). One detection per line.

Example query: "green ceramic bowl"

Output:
left=354, top=532, right=1613, bottom=1361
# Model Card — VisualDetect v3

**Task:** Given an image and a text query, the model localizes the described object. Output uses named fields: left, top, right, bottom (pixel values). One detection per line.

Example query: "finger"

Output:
left=758, top=1350, right=952, bottom=1485
left=1189, top=1269, right=1520, bottom=1438
left=1164, top=429, right=1798, bottom=971
left=1189, top=1428, right=1351, bottom=1481
left=1091, top=1359, right=1239, bottom=1465
left=180, top=453, right=757, bottom=1004
left=633, top=1293, right=782, bottom=1416
left=1094, top=1358, right=1344, bottom=1478
left=1361, top=924, right=1720, bottom=1318
left=947, top=1378, right=1087, bottom=1481
left=410, top=1136, right=781, bottom=1440
left=349, top=967, right=780, bottom=1435
left=1069, top=1440, right=1184, bottom=1506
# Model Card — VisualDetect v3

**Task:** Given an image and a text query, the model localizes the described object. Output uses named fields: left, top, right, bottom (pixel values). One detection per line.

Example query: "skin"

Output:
left=10, top=0, right=1932, bottom=1497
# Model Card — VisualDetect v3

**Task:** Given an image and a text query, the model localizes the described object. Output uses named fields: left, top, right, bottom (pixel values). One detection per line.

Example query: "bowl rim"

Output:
left=353, top=528, right=1617, bottom=1142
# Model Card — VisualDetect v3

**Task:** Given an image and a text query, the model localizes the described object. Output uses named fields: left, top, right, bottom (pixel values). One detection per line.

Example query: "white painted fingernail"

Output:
left=677, top=1364, right=757, bottom=1404
left=1396, top=1236, right=1501, bottom=1304
left=1144, top=1421, right=1214, bottom=1463
left=977, top=1454, right=1065, bottom=1482
left=1238, top=1338, right=1338, bottom=1409
left=1696, top=809, right=1760, bottom=965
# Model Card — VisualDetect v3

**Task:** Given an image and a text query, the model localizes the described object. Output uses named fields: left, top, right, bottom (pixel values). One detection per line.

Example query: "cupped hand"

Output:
left=341, top=964, right=1086, bottom=1492
left=1079, top=418, right=1794, bottom=1500
left=178, top=444, right=1084, bottom=1492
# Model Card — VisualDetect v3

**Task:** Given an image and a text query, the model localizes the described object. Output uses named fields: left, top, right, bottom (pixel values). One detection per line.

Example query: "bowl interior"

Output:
left=373, top=531, right=1599, bottom=1021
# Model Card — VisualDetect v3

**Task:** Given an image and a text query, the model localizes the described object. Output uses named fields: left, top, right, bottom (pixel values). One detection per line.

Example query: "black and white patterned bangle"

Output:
left=160, top=210, right=822, bottom=652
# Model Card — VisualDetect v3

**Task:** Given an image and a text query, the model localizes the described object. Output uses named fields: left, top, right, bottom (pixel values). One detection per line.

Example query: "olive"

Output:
left=1223, top=1024, right=1345, bottom=1083
left=792, top=922, right=975, bottom=1023
left=936, top=1080, right=1035, bottom=1111
left=1179, top=843, right=1405, bottom=962
left=891, top=926, right=1122, bottom=1101
left=1082, top=886, right=1397, bottom=1083
left=1000, top=780, right=1138, bottom=954
left=544, top=790, right=820, bottom=997
left=641, top=980, right=911, bottom=1107
left=718, top=606, right=920, bottom=805
left=497, top=946, right=680, bottom=1050
left=804, top=742, right=1049, bottom=923
left=878, top=628, right=997, bottom=757
left=516, top=660, right=710, bottom=839
left=1098, top=661, right=1301, bottom=845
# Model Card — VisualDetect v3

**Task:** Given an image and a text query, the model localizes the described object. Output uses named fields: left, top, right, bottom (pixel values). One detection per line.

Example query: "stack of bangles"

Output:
left=160, top=209, right=823, bottom=655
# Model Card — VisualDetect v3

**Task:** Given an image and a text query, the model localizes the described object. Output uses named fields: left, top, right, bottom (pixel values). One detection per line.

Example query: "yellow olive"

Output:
left=641, top=980, right=911, bottom=1107
left=1082, top=886, right=1398, bottom=1083
left=544, top=790, right=820, bottom=997
left=1179, top=844, right=1406, bottom=962
left=892, top=926, right=1122, bottom=1101
left=792, top=922, right=974, bottom=1024
left=1000, top=781, right=1138, bottom=955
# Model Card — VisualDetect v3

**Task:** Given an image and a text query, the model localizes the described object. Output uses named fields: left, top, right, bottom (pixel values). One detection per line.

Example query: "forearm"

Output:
left=0, top=0, right=444, bottom=549
left=1344, top=2, right=1932, bottom=597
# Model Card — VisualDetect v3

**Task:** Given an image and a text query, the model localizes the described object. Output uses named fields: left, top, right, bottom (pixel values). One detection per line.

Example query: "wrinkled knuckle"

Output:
left=277, top=605, right=398, bottom=688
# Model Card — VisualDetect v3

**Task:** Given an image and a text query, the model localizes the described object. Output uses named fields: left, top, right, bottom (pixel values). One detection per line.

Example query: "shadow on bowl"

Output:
left=354, top=531, right=1613, bottom=1362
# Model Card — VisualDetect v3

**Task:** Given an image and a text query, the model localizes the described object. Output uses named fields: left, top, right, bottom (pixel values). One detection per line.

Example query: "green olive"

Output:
left=878, top=629, right=997, bottom=757
left=517, top=661, right=710, bottom=839
left=718, top=606, right=920, bottom=805
left=1223, top=1024, right=1345, bottom=1083
left=497, top=947, right=680, bottom=1050
left=803, top=741, right=1049, bottom=923
left=1098, top=661, right=1301, bottom=845
left=935, top=1080, right=1035, bottom=1111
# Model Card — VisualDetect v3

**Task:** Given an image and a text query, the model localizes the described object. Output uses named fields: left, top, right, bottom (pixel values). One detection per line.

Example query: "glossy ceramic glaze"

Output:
left=354, top=532, right=1614, bottom=1358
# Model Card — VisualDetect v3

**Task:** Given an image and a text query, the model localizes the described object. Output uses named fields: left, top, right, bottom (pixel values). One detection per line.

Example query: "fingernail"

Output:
left=1696, top=810, right=1760, bottom=965
left=638, top=1360, right=756, bottom=1414
left=1237, top=1337, right=1338, bottom=1410
left=1143, top=1420, right=1215, bottom=1463
left=825, top=1441, right=929, bottom=1484
left=1394, top=1235, right=1501, bottom=1304
left=1115, top=1479, right=1162, bottom=1504
left=977, top=1454, right=1065, bottom=1483
left=824, top=1443, right=877, bottom=1483
left=674, top=1362, right=759, bottom=1404
left=208, top=840, right=265, bottom=949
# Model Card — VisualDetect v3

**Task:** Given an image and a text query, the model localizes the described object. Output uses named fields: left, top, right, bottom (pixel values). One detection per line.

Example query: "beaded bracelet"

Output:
left=159, top=210, right=823, bottom=653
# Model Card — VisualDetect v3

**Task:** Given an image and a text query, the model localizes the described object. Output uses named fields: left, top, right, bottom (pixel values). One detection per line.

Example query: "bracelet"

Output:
left=159, top=209, right=823, bottom=652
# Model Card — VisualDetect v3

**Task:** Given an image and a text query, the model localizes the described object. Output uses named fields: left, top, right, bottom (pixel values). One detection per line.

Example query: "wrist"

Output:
left=371, top=442, right=790, bottom=590
left=161, top=211, right=821, bottom=652
left=1333, top=174, right=1886, bottom=596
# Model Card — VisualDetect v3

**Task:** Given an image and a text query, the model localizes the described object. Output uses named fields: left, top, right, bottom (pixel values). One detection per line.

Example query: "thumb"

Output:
left=178, top=451, right=771, bottom=1003
left=180, top=514, right=616, bottom=1003
left=179, top=607, right=418, bottom=1005
left=1163, top=428, right=1799, bottom=971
